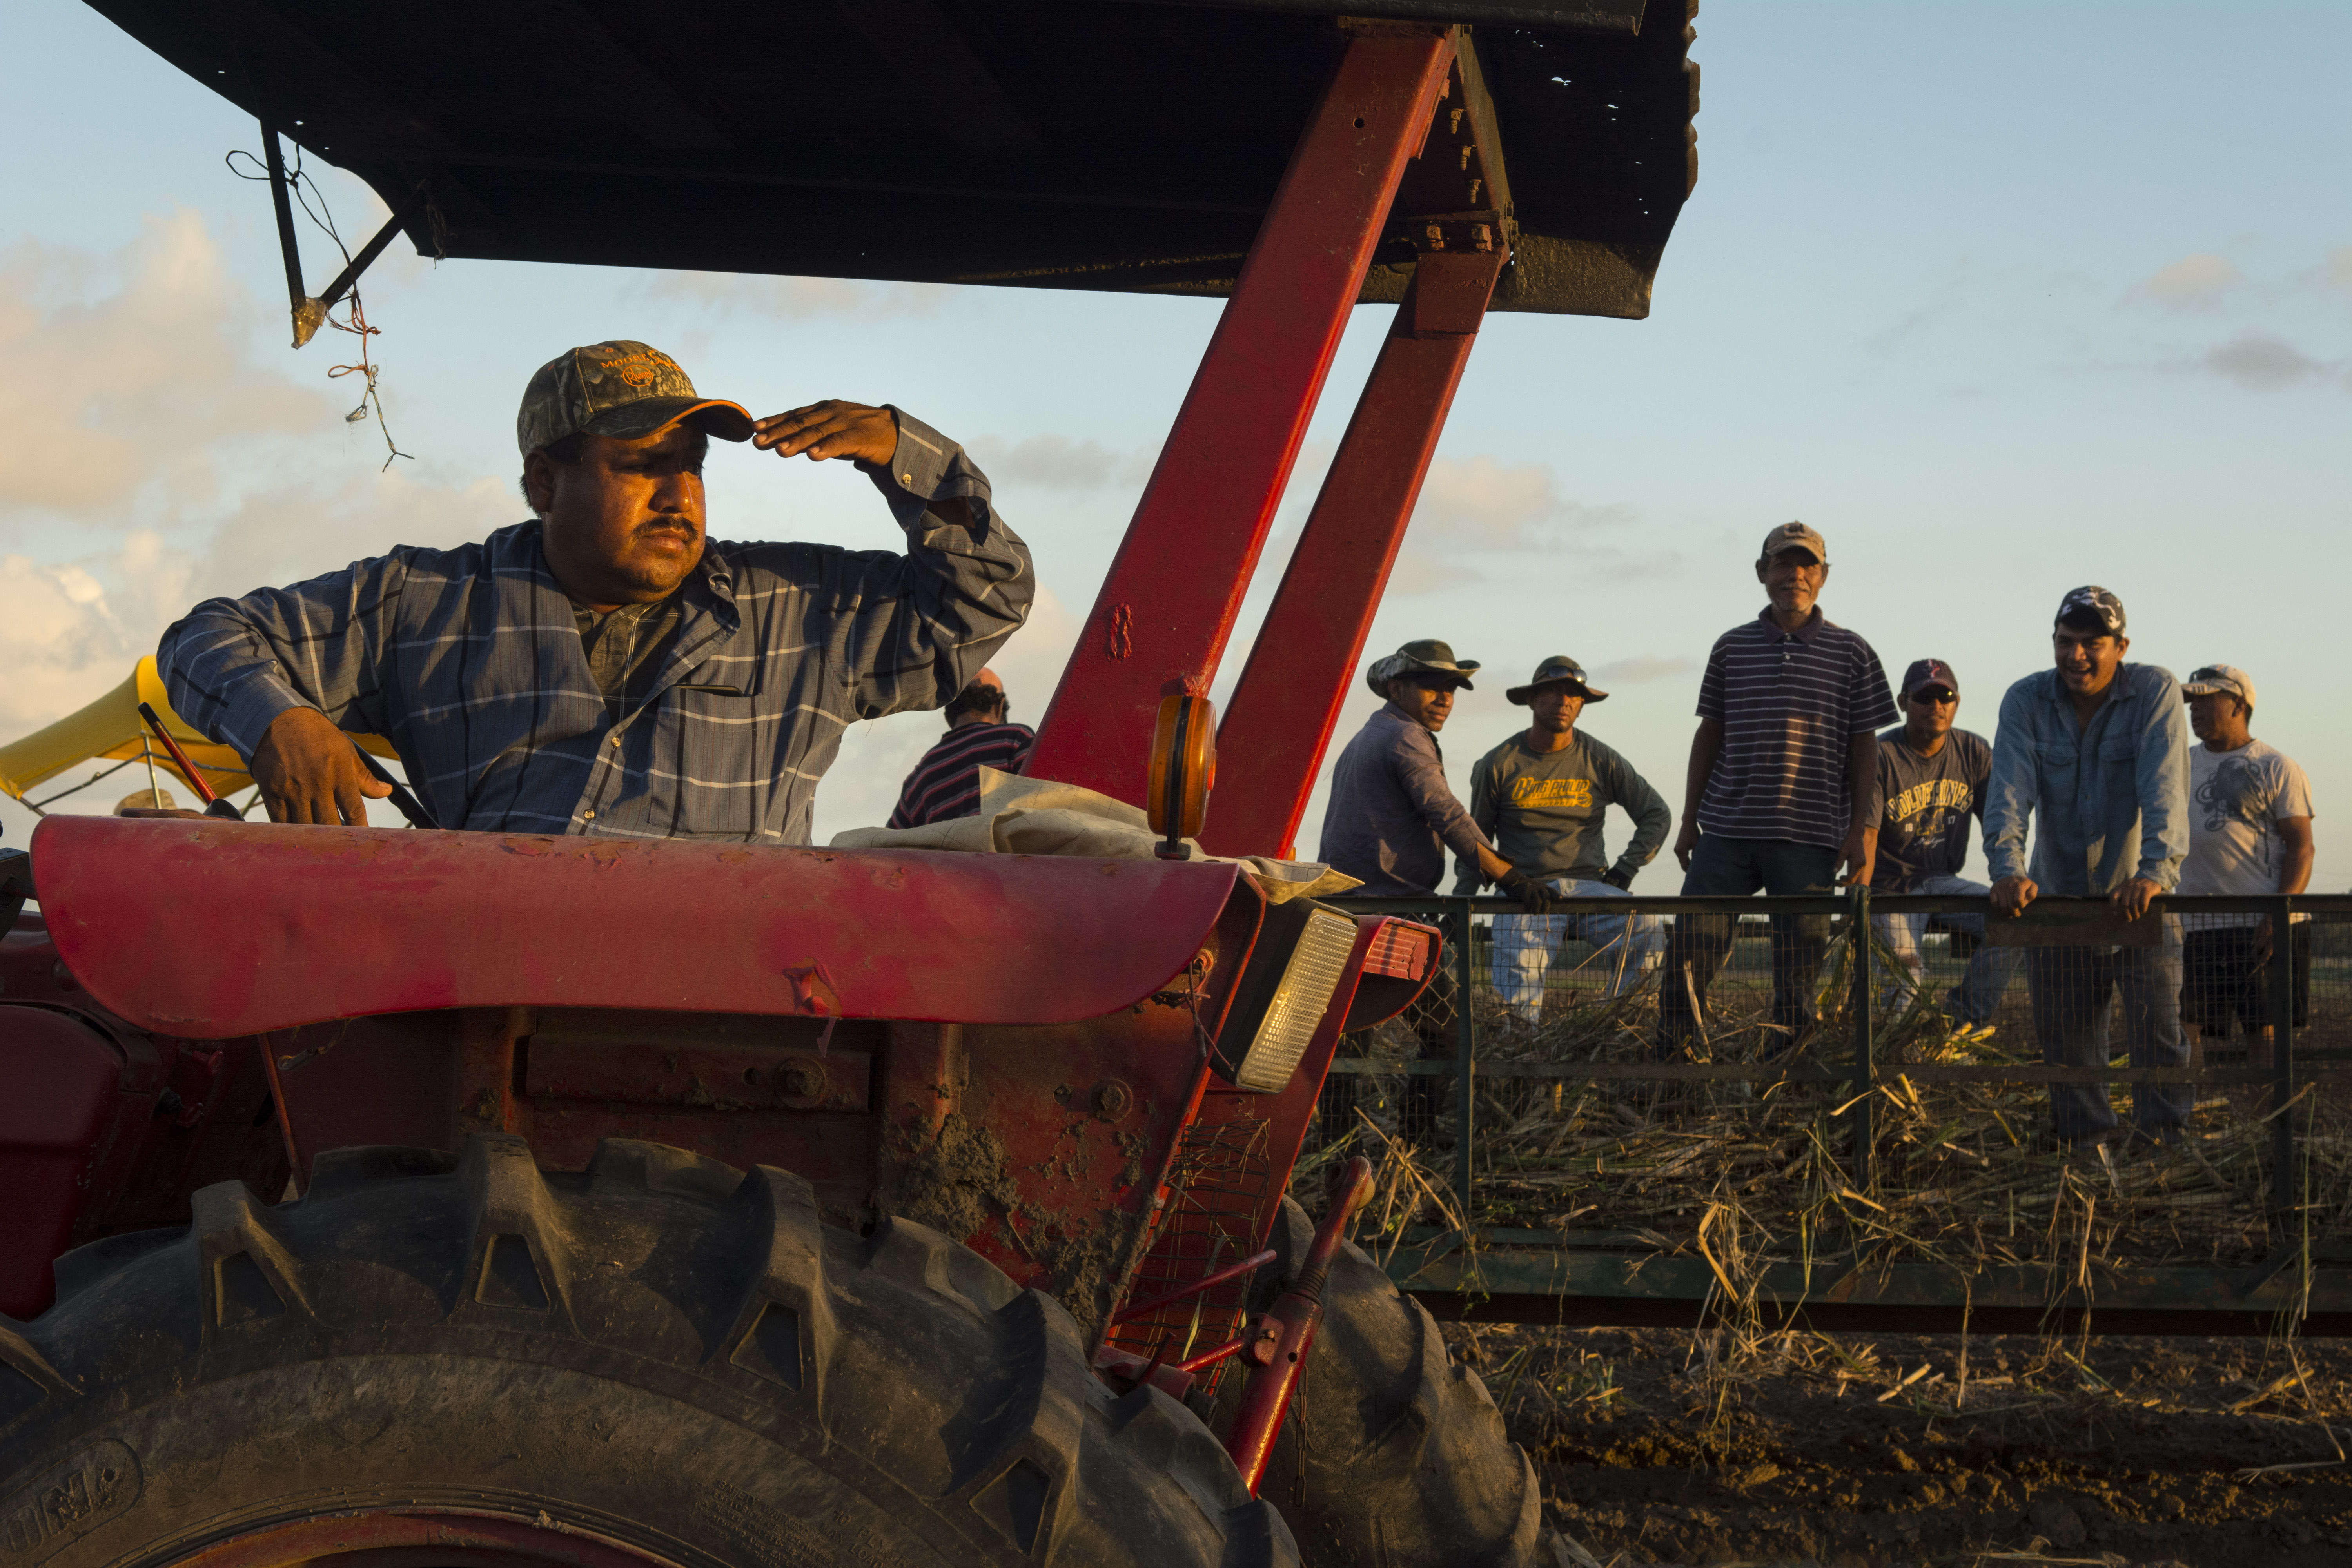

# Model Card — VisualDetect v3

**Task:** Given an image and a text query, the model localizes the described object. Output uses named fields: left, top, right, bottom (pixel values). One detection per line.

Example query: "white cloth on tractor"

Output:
left=831, top=766, right=1360, bottom=904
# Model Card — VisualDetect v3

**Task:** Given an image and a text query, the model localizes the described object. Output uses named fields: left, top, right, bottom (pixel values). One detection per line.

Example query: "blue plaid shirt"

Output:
left=159, top=412, right=1031, bottom=843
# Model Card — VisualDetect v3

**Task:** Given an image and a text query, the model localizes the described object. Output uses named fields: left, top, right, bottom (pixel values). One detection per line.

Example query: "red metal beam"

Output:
left=34, top=816, right=1242, bottom=1036
left=1203, top=245, right=1507, bottom=859
left=1025, top=27, right=1457, bottom=806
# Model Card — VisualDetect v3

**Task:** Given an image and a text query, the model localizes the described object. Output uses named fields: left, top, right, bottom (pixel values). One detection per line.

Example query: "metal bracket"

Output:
left=256, top=118, right=426, bottom=349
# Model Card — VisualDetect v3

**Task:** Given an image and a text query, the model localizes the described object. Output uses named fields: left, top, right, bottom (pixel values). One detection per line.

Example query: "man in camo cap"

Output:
left=160, top=340, right=1031, bottom=840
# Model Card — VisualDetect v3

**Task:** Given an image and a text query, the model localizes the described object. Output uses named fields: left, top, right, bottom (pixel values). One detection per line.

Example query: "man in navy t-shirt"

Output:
left=1864, top=659, right=2018, bottom=1025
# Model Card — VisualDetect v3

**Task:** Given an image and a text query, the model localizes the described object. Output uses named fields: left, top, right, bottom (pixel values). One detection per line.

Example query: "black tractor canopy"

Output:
left=88, top=0, right=1697, bottom=316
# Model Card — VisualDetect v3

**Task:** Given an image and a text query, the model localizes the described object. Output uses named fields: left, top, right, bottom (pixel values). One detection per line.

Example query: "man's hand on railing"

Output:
left=2111, top=876, right=2162, bottom=923
left=1497, top=869, right=1554, bottom=915
left=1990, top=875, right=2038, bottom=917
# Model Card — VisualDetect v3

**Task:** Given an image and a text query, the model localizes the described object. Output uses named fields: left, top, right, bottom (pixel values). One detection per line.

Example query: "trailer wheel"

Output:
left=0, top=1135, right=1294, bottom=1568
left=1220, top=1198, right=1542, bottom=1568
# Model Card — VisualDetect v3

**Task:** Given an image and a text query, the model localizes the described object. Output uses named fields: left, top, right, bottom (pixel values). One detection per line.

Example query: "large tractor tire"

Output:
left=0, top=1135, right=1294, bottom=1568
left=1215, top=1198, right=1543, bottom=1568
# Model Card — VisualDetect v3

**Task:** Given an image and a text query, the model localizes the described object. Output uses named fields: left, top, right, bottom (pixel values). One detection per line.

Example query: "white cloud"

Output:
left=0, top=212, right=515, bottom=755
left=2198, top=330, right=2339, bottom=389
left=966, top=434, right=1156, bottom=491
left=0, top=210, right=327, bottom=517
left=2128, top=251, right=2246, bottom=310
left=2316, top=245, right=2352, bottom=301
left=1385, top=454, right=1666, bottom=592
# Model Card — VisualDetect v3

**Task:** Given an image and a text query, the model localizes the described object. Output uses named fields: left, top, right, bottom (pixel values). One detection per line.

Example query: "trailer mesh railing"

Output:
left=1305, top=891, right=2352, bottom=1334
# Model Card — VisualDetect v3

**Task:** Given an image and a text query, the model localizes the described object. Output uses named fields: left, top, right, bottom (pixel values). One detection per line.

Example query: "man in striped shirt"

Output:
left=159, top=340, right=1032, bottom=842
left=1656, top=522, right=1897, bottom=1055
left=886, top=670, right=1036, bottom=827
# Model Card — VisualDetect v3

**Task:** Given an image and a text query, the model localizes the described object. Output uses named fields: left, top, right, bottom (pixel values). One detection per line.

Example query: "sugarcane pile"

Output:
left=1301, top=924, right=2346, bottom=1281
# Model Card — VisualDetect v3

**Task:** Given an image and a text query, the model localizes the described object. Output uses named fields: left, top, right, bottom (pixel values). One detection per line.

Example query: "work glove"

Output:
left=1599, top=866, right=1633, bottom=891
left=1498, top=869, right=1554, bottom=915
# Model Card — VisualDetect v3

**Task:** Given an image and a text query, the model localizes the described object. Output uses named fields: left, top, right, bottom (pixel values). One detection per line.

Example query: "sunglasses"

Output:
left=1908, top=687, right=1957, bottom=704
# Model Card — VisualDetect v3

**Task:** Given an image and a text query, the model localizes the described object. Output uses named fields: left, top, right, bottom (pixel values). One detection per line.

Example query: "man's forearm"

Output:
left=1682, top=720, right=1724, bottom=826
left=160, top=607, right=331, bottom=759
left=850, top=412, right=1036, bottom=716
left=2281, top=820, right=2316, bottom=897
left=1846, top=732, right=1876, bottom=832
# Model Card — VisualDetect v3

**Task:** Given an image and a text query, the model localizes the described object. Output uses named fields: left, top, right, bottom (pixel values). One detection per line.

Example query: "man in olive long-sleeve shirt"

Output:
left=1982, top=586, right=2192, bottom=1147
left=1454, top=656, right=1670, bottom=1019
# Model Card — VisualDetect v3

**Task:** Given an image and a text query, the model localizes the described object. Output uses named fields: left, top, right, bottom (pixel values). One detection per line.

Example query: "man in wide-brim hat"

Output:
left=1320, top=638, right=1534, bottom=1138
left=1457, top=656, right=1670, bottom=1024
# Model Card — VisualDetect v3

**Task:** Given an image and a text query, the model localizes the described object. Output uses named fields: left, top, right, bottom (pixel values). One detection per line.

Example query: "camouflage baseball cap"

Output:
left=515, top=341, right=755, bottom=457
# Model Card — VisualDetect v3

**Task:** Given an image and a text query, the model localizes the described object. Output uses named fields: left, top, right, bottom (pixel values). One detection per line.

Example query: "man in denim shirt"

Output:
left=1982, top=587, right=2192, bottom=1147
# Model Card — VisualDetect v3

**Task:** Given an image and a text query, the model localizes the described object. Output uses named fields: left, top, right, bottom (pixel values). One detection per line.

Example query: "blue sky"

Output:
left=3, top=2, right=2347, bottom=890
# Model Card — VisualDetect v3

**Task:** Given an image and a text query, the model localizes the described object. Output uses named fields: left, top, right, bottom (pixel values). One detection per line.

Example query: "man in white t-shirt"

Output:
left=2177, top=665, right=2315, bottom=1068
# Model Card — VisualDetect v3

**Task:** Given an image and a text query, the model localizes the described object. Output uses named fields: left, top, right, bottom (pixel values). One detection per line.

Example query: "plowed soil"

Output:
left=1444, top=1323, right=2352, bottom=1567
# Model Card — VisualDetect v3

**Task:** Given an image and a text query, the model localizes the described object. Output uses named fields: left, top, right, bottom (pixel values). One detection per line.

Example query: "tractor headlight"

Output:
left=1212, top=902, right=1357, bottom=1093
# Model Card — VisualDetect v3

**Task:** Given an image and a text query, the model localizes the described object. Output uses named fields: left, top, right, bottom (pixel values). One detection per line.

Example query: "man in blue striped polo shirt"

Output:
left=160, top=341, right=1032, bottom=842
left=1656, top=522, right=1897, bottom=1056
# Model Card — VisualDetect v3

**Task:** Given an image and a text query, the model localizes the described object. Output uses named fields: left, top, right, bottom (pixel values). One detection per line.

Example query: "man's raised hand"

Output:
left=752, top=401, right=898, bottom=466
left=252, top=707, right=392, bottom=826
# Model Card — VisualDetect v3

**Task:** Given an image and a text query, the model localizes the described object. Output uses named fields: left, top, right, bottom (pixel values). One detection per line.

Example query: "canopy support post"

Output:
left=1202, top=243, right=1505, bottom=860
left=1025, top=27, right=1459, bottom=806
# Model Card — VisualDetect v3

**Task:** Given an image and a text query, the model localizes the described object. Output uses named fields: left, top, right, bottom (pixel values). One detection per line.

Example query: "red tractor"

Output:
left=0, top=5, right=1698, bottom=1565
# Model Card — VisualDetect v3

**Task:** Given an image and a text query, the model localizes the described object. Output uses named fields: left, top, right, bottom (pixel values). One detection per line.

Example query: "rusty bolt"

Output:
left=1092, top=1079, right=1134, bottom=1120
left=779, top=1060, right=826, bottom=1101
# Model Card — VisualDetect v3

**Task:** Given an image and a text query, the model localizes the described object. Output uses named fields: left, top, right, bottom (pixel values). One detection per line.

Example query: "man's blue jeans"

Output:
left=1869, top=873, right=2022, bottom=1025
left=1657, top=835, right=1839, bottom=1051
left=1491, top=878, right=1664, bottom=1024
left=2027, top=922, right=2190, bottom=1142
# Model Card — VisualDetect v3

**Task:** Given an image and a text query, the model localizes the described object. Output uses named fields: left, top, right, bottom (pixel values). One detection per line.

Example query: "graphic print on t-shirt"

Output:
left=1508, top=777, right=1596, bottom=811
left=2197, top=754, right=2273, bottom=834
left=1884, top=776, right=1975, bottom=841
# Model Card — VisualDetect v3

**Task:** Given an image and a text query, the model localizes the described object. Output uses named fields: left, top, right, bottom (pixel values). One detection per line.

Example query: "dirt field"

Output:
left=1445, top=1322, right=2352, bottom=1567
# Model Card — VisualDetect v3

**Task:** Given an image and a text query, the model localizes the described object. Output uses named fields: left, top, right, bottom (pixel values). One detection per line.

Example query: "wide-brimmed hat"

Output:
left=1365, top=638, right=1480, bottom=697
left=1507, top=655, right=1609, bottom=706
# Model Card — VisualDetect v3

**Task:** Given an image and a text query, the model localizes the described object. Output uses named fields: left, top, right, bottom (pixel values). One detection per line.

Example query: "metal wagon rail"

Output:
left=1327, top=891, right=2352, bottom=1337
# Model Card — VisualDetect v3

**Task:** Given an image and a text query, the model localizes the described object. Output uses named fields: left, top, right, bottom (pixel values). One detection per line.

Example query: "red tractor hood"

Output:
left=33, top=818, right=1245, bottom=1038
